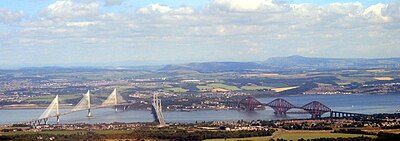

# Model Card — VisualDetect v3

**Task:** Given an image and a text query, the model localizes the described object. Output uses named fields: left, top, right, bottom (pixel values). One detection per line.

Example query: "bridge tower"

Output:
left=266, top=98, right=296, bottom=115
left=238, top=97, right=263, bottom=111
left=71, top=90, right=92, bottom=117
left=101, top=88, right=126, bottom=111
left=39, top=95, right=60, bottom=124
left=151, top=93, right=165, bottom=127
left=112, top=88, right=118, bottom=111
left=301, top=101, right=331, bottom=118
left=86, top=91, right=92, bottom=117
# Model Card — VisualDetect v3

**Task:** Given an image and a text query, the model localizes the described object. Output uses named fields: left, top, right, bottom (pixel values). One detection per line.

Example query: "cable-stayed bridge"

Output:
left=3, top=89, right=165, bottom=127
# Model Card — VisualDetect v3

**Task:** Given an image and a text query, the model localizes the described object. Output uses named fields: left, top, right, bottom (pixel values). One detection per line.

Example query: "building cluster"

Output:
left=1, top=123, right=148, bottom=133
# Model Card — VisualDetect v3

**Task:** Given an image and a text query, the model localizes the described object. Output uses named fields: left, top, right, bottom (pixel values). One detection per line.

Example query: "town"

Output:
left=1, top=113, right=399, bottom=140
left=1, top=61, right=400, bottom=112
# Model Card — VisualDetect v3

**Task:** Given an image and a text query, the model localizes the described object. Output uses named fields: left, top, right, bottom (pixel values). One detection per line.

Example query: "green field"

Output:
left=207, top=83, right=240, bottom=91
left=137, top=84, right=173, bottom=89
left=276, top=132, right=375, bottom=140
left=241, top=86, right=271, bottom=90
left=204, top=132, right=376, bottom=141
left=205, top=136, right=272, bottom=141
left=263, top=83, right=289, bottom=88
left=114, top=85, right=136, bottom=90
left=197, top=85, right=213, bottom=90
left=165, top=88, right=188, bottom=93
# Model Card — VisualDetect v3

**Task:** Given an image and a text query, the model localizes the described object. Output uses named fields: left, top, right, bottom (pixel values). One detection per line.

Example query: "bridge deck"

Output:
left=2, top=103, right=135, bottom=127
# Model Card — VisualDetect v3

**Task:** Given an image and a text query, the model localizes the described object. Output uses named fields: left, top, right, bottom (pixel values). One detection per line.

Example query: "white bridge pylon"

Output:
left=71, top=90, right=92, bottom=117
left=101, top=88, right=126, bottom=111
left=8, top=89, right=129, bottom=126
left=39, top=95, right=60, bottom=123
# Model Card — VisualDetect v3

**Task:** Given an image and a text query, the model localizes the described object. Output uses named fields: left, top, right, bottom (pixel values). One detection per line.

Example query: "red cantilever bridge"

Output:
left=238, top=97, right=368, bottom=118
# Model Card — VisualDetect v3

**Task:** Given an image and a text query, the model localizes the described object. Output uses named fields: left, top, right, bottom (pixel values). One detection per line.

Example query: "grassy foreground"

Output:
left=1, top=130, right=377, bottom=141
left=204, top=131, right=376, bottom=141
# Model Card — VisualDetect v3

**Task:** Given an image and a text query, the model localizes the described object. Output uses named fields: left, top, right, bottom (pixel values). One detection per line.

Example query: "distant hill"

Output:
left=161, top=56, right=400, bottom=72
left=263, top=55, right=400, bottom=69
left=12, top=56, right=400, bottom=72
left=161, top=62, right=266, bottom=72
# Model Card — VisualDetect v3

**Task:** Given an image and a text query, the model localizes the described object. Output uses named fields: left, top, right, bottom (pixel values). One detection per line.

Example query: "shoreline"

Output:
left=1, top=93, right=398, bottom=110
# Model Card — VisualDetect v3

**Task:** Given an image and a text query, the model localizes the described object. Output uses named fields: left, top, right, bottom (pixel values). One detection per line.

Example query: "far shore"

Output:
left=0, top=104, right=74, bottom=109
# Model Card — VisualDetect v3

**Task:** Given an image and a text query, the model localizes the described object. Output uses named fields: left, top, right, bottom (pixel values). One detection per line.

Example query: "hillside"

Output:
left=263, top=55, right=400, bottom=69
left=160, top=56, right=400, bottom=72
left=161, top=62, right=266, bottom=72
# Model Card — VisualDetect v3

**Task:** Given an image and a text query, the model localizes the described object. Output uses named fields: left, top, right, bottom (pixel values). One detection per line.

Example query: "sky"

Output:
left=0, top=0, right=399, bottom=67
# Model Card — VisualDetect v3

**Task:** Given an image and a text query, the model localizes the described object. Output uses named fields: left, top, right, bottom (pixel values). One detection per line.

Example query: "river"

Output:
left=1, top=94, right=399, bottom=125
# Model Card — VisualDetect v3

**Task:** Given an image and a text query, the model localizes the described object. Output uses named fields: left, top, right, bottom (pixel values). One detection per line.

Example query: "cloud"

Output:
left=1, top=0, right=400, bottom=66
left=40, top=0, right=100, bottom=20
left=212, top=0, right=285, bottom=12
left=362, top=3, right=391, bottom=22
left=138, top=3, right=172, bottom=14
left=104, top=0, right=123, bottom=6
left=239, top=47, right=262, bottom=55
left=66, top=21, right=97, bottom=27
left=0, top=8, right=24, bottom=23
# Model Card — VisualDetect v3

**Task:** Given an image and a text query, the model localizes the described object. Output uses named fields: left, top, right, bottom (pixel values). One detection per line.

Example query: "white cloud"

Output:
left=41, top=0, right=100, bottom=20
left=212, top=0, right=283, bottom=12
left=138, top=4, right=172, bottom=14
left=66, top=21, right=97, bottom=27
left=0, top=9, right=24, bottom=23
left=104, top=0, right=123, bottom=6
left=171, top=7, right=195, bottom=14
left=362, top=3, right=391, bottom=22
left=2, top=0, right=400, bottom=66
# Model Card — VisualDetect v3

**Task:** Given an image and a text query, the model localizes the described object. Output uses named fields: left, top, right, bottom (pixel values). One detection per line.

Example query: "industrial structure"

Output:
left=151, top=93, right=166, bottom=127
left=238, top=96, right=368, bottom=118
left=5, top=89, right=166, bottom=127
left=4, top=93, right=369, bottom=127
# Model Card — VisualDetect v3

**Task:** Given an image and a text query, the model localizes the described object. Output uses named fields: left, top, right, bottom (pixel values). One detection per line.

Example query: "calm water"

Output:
left=1, top=94, right=399, bottom=125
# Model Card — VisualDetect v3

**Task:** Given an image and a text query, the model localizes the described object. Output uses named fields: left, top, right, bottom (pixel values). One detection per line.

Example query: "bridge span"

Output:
left=238, top=96, right=369, bottom=118
left=3, top=89, right=165, bottom=127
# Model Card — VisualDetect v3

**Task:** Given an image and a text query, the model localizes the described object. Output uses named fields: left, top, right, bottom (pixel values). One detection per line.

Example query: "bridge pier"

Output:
left=56, top=116, right=60, bottom=124
left=271, top=107, right=292, bottom=115
left=330, top=111, right=366, bottom=118
left=311, top=113, right=322, bottom=118
left=87, top=108, right=92, bottom=117
left=239, top=97, right=263, bottom=111
left=44, top=118, right=48, bottom=125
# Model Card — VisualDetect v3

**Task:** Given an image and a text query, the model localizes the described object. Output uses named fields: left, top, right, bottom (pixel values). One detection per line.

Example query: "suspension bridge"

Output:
left=238, top=97, right=368, bottom=118
left=4, top=89, right=166, bottom=127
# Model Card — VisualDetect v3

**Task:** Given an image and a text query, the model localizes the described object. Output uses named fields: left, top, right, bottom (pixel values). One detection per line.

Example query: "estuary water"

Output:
left=1, top=94, right=399, bottom=125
